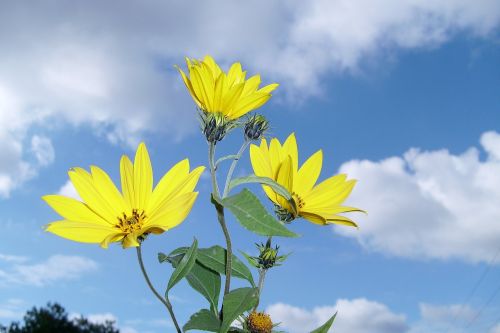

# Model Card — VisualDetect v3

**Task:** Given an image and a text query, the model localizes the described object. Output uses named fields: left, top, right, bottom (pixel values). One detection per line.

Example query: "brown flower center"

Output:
left=117, top=209, right=146, bottom=233
left=292, top=191, right=305, bottom=209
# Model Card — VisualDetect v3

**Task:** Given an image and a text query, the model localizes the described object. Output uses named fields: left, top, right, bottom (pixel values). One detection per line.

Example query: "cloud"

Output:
left=0, top=255, right=98, bottom=287
left=57, top=180, right=80, bottom=200
left=267, top=298, right=408, bottom=333
left=0, top=254, right=29, bottom=264
left=0, top=0, right=499, bottom=198
left=337, top=131, right=500, bottom=264
left=30, top=135, right=55, bottom=167
left=0, top=299, right=26, bottom=320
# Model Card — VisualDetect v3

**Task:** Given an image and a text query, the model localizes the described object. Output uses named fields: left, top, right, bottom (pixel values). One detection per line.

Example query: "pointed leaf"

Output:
left=310, top=312, right=337, bottom=333
left=220, top=287, right=259, bottom=333
left=222, top=189, right=298, bottom=237
left=183, top=309, right=221, bottom=332
left=198, top=246, right=255, bottom=287
left=165, top=254, right=221, bottom=313
left=167, top=238, right=198, bottom=292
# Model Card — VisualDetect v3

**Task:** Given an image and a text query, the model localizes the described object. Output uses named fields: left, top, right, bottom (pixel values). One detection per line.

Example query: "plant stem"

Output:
left=222, top=140, right=250, bottom=198
left=208, top=142, right=233, bottom=296
left=253, top=268, right=268, bottom=311
left=136, top=246, right=181, bottom=333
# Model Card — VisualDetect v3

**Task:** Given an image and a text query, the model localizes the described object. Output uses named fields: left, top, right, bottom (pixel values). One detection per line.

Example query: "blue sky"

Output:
left=0, top=1, right=500, bottom=333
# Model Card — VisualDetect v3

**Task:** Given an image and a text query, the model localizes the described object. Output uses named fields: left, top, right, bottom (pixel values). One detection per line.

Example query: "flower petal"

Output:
left=90, top=165, right=129, bottom=215
left=144, top=192, right=198, bottom=230
left=120, top=155, right=135, bottom=209
left=42, top=195, right=109, bottom=225
left=133, top=142, right=153, bottom=210
left=69, top=168, right=118, bottom=224
left=45, top=220, right=120, bottom=244
left=296, top=150, right=322, bottom=195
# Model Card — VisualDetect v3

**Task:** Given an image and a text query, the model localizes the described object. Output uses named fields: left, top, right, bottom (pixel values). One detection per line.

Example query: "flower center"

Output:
left=292, top=191, right=305, bottom=209
left=117, top=209, right=146, bottom=233
left=247, top=312, right=273, bottom=333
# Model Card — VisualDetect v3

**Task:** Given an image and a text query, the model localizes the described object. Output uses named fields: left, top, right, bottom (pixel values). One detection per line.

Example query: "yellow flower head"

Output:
left=250, top=133, right=363, bottom=226
left=247, top=311, right=273, bottom=333
left=177, top=55, right=279, bottom=120
left=43, top=143, right=205, bottom=248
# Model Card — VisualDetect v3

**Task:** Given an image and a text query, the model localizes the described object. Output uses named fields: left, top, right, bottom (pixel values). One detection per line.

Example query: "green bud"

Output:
left=244, top=114, right=269, bottom=141
left=199, top=111, right=237, bottom=143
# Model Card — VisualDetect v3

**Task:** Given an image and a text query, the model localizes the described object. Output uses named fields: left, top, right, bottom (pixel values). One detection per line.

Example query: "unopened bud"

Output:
left=244, top=115, right=269, bottom=141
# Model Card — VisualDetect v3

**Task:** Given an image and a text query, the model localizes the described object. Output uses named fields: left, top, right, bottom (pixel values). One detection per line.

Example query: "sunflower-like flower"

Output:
left=250, top=133, right=363, bottom=226
left=43, top=143, right=205, bottom=248
left=177, top=55, right=278, bottom=121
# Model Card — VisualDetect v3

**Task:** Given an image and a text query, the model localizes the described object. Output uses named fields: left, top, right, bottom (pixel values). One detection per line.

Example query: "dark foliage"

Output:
left=0, top=303, right=119, bottom=333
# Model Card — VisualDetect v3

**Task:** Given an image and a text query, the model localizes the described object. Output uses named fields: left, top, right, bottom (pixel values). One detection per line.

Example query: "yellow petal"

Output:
left=175, top=65, right=201, bottom=108
left=203, top=55, right=222, bottom=78
left=299, top=212, right=327, bottom=225
left=42, top=195, right=109, bottom=226
left=149, top=165, right=205, bottom=216
left=305, top=177, right=356, bottom=209
left=269, top=138, right=283, bottom=178
left=212, top=73, right=225, bottom=112
left=230, top=93, right=271, bottom=119
left=325, top=215, right=358, bottom=227
left=148, top=159, right=190, bottom=214
left=241, top=74, right=261, bottom=96
left=282, top=133, right=299, bottom=176
left=258, top=83, right=279, bottom=94
left=122, top=232, right=141, bottom=248
left=275, top=156, right=294, bottom=210
left=227, top=62, right=243, bottom=85
left=189, top=65, right=211, bottom=110
left=249, top=144, right=277, bottom=203
left=296, top=150, right=322, bottom=195
left=120, top=155, right=135, bottom=209
left=133, top=142, right=153, bottom=210
left=90, top=166, right=129, bottom=215
left=46, top=220, right=119, bottom=244
left=221, top=82, right=245, bottom=118
left=145, top=192, right=198, bottom=229
left=69, top=168, right=118, bottom=224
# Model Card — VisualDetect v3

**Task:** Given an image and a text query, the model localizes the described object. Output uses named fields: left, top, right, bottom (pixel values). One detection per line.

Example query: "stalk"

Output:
left=209, top=142, right=233, bottom=296
left=136, top=246, right=181, bottom=333
left=222, top=140, right=250, bottom=198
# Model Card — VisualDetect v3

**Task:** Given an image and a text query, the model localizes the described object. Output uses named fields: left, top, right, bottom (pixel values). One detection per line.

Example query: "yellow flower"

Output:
left=176, top=55, right=279, bottom=120
left=250, top=133, right=363, bottom=226
left=43, top=143, right=205, bottom=248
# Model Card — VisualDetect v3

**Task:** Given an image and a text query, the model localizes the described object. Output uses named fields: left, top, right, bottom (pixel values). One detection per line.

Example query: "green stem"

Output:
left=136, top=246, right=181, bottom=333
left=253, top=268, right=267, bottom=311
left=222, top=140, right=250, bottom=198
left=208, top=142, right=233, bottom=296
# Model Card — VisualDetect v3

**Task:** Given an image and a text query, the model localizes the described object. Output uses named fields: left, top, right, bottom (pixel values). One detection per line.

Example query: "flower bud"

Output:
left=200, top=112, right=235, bottom=143
left=274, top=204, right=295, bottom=223
left=244, top=115, right=269, bottom=141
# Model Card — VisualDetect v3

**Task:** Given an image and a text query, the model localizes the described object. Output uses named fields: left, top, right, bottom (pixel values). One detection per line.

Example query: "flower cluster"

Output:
left=42, top=55, right=362, bottom=333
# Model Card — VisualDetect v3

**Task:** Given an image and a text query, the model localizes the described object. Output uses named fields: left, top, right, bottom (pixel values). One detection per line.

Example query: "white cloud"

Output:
left=0, top=255, right=98, bottom=287
left=337, top=131, right=500, bottom=264
left=30, top=135, right=55, bottom=167
left=0, top=254, right=29, bottom=264
left=0, top=299, right=26, bottom=320
left=57, top=180, right=80, bottom=200
left=419, top=303, right=475, bottom=323
left=267, top=298, right=408, bottom=333
left=491, top=324, right=500, bottom=333
left=0, top=0, right=498, bottom=197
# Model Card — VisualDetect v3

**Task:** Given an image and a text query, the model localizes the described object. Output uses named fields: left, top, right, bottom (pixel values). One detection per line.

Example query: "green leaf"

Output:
left=165, top=246, right=255, bottom=286
left=228, top=175, right=292, bottom=201
left=170, top=255, right=221, bottom=313
left=183, top=309, right=221, bottom=332
left=198, top=246, right=255, bottom=287
left=310, top=312, right=337, bottom=333
left=215, top=154, right=238, bottom=167
left=239, top=250, right=259, bottom=268
left=222, top=189, right=299, bottom=238
left=167, top=238, right=198, bottom=292
left=220, top=287, right=259, bottom=333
